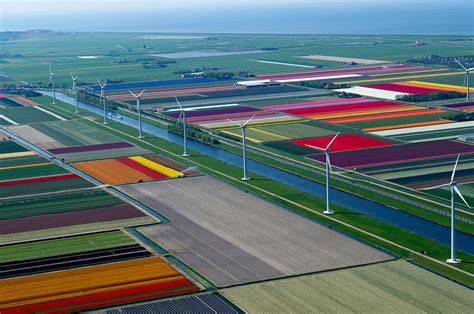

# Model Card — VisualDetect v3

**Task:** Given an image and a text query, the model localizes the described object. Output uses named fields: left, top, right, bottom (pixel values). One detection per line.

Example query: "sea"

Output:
left=2, top=3, right=473, bottom=35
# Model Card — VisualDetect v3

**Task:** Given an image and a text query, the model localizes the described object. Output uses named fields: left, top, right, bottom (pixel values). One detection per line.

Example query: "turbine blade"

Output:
left=451, top=154, right=460, bottom=183
left=175, top=111, right=183, bottom=126
left=326, top=152, right=332, bottom=173
left=175, top=96, right=183, bottom=110
left=48, top=75, right=52, bottom=85
left=422, top=183, right=451, bottom=191
left=304, top=144, right=325, bottom=151
left=463, top=73, right=467, bottom=87
left=128, top=90, right=137, bottom=98
left=226, top=118, right=243, bottom=128
left=454, top=58, right=467, bottom=70
left=138, top=89, right=145, bottom=98
left=242, top=114, right=257, bottom=127
left=454, top=186, right=471, bottom=209
left=325, top=131, right=341, bottom=150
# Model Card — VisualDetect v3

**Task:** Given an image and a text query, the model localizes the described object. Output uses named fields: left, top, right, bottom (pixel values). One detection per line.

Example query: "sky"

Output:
left=1, top=0, right=473, bottom=34
left=3, top=0, right=471, bottom=11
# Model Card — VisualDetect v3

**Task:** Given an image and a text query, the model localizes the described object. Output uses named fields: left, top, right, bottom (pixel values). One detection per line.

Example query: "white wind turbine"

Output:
left=98, top=80, right=108, bottom=124
left=306, top=132, right=341, bottom=215
left=175, top=97, right=190, bottom=157
left=227, top=115, right=256, bottom=181
left=454, top=58, right=473, bottom=101
left=48, top=64, right=56, bottom=104
left=129, top=89, right=146, bottom=138
left=71, top=73, right=79, bottom=113
left=423, top=154, right=471, bottom=263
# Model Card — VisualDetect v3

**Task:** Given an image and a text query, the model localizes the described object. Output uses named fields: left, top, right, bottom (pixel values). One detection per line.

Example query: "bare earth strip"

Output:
left=221, top=260, right=474, bottom=313
left=299, top=55, right=389, bottom=64
left=7, top=125, right=65, bottom=149
left=121, top=176, right=391, bottom=287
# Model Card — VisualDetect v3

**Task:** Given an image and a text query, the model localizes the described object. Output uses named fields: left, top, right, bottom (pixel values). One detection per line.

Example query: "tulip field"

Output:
left=325, top=108, right=452, bottom=131
left=0, top=140, right=94, bottom=198
left=0, top=231, right=151, bottom=278
left=265, top=98, right=423, bottom=120
left=290, top=134, right=393, bottom=153
left=73, top=154, right=189, bottom=185
left=161, top=103, right=301, bottom=129
left=335, top=81, right=468, bottom=100
left=0, top=138, right=156, bottom=244
left=257, top=64, right=424, bottom=81
left=2, top=31, right=474, bottom=312
left=0, top=257, right=199, bottom=313
left=134, top=71, right=474, bottom=196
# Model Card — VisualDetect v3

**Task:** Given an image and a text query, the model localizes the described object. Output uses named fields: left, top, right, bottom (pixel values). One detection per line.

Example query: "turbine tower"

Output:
left=175, top=97, right=190, bottom=157
left=454, top=58, right=473, bottom=101
left=48, top=64, right=56, bottom=104
left=306, top=132, right=340, bottom=215
left=129, top=89, right=146, bottom=138
left=71, top=73, right=79, bottom=113
left=424, top=154, right=471, bottom=263
left=98, top=80, right=108, bottom=124
left=227, top=115, right=256, bottom=181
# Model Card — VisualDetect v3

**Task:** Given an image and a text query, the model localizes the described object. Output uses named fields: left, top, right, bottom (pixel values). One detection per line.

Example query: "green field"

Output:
left=0, top=163, right=68, bottom=181
left=221, top=260, right=474, bottom=313
left=0, top=155, right=45, bottom=168
left=30, top=118, right=124, bottom=146
left=426, top=182, right=474, bottom=206
left=0, top=107, right=62, bottom=125
left=0, top=98, right=23, bottom=108
left=0, top=141, right=27, bottom=154
left=2, top=33, right=474, bottom=85
left=0, top=177, right=94, bottom=198
left=0, top=189, right=123, bottom=220
left=222, top=122, right=337, bottom=143
left=0, top=230, right=135, bottom=263
left=1, top=216, right=154, bottom=244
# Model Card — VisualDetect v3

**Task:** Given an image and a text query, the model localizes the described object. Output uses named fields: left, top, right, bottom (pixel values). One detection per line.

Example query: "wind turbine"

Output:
left=175, top=97, right=190, bottom=157
left=129, top=89, right=146, bottom=138
left=227, top=115, right=256, bottom=181
left=306, top=132, right=341, bottom=215
left=48, top=64, right=56, bottom=104
left=98, top=80, right=108, bottom=124
left=424, top=154, right=471, bottom=263
left=71, top=73, right=79, bottom=113
left=454, top=58, right=473, bottom=101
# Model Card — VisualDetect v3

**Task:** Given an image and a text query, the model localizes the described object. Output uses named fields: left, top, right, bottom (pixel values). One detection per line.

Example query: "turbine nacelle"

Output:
left=423, top=154, right=471, bottom=209
left=98, top=80, right=107, bottom=89
left=304, top=131, right=341, bottom=173
left=226, top=114, right=256, bottom=129
left=174, top=96, right=190, bottom=157
left=129, top=89, right=145, bottom=99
